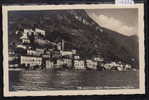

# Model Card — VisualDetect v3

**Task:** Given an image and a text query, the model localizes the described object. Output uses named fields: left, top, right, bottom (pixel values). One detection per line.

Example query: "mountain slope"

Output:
left=8, top=10, right=139, bottom=68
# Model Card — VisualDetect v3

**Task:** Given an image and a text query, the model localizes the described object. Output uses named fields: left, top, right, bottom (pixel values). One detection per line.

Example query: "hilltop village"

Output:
left=9, top=28, right=132, bottom=71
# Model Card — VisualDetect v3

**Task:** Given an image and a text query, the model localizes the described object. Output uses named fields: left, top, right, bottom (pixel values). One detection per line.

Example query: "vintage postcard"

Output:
left=2, top=4, right=145, bottom=96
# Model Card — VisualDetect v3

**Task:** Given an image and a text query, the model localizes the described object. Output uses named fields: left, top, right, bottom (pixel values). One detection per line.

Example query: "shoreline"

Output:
left=8, top=67, right=138, bottom=72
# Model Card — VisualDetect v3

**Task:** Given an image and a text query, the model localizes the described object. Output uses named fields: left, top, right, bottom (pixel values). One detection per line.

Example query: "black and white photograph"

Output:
left=2, top=4, right=145, bottom=96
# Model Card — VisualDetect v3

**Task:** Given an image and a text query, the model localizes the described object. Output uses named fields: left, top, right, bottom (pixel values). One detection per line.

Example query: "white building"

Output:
left=36, top=48, right=45, bottom=55
left=36, top=48, right=45, bottom=53
left=8, top=51, right=15, bottom=55
left=45, top=50, right=51, bottom=55
left=27, top=48, right=45, bottom=56
left=27, top=50, right=42, bottom=56
left=42, top=54, right=51, bottom=58
left=17, top=28, right=45, bottom=37
left=72, top=49, right=76, bottom=54
left=86, top=60, right=97, bottom=69
left=93, top=57, right=104, bottom=62
left=23, top=29, right=34, bottom=35
left=63, top=58, right=72, bottom=66
left=103, top=63, right=113, bottom=70
left=16, top=44, right=27, bottom=49
left=60, top=51, right=73, bottom=56
left=57, top=59, right=64, bottom=66
left=74, top=60, right=85, bottom=69
left=35, top=28, right=45, bottom=36
left=27, top=50, right=37, bottom=56
left=57, top=42, right=62, bottom=50
left=124, top=64, right=132, bottom=71
left=103, top=61, right=130, bottom=71
left=20, top=33, right=30, bottom=43
left=74, top=55, right=80, bottom=60
left=46, top=60, right=54, bottom=69
left=19, top=28, right=45, bottom=37
left=20, top=56, right=42, bottom=67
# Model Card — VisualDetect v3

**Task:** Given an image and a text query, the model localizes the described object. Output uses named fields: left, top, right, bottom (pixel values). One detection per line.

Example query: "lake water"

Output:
left=9, top=70, right=139, bottom=91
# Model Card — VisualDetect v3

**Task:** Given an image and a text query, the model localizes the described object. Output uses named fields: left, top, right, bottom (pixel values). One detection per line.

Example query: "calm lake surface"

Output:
left=9, top=70, right=139, bottom=91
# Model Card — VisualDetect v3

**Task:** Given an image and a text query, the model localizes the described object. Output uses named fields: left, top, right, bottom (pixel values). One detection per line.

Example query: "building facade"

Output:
left=20, top=56, right=42, bottom=67
left=74, top=60, right=85, bottom=69
left=46, top=60, right=54, bottom=69
left=63, top=58, right=72, bottom=67
left=86, top=60, right=97, bottom=69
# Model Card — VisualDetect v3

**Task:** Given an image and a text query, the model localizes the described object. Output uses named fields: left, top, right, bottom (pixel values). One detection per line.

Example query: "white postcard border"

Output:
left=2, top=4, right=145, bottom=96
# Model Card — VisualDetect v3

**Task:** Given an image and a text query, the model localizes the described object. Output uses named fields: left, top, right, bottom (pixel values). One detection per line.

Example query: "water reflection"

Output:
left=9, top=70, right=139, bottom=91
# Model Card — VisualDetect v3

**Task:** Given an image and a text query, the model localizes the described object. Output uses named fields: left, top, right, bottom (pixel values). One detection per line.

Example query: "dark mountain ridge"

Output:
left=8, top=10, right=139, bottom=68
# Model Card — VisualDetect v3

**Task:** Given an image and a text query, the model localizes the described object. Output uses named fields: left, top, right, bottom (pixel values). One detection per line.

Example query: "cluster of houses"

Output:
left=8, top=28, right=132, bottom=71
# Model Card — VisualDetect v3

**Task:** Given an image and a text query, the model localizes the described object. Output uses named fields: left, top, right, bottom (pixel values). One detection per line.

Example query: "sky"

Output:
left=86, top=9, right=138, bottom=36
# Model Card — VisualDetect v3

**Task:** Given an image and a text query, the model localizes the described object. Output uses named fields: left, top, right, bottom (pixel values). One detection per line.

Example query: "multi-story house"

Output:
left=34, top=28, right=45, bottom=36
left=22, top=28, right=45, bottom=36
left=20, top=56, right=42, bottom=67
left=45, top=60, right=54, bottom=69
left=20, top=33, right=30, bottom=44
left=86, top=60, right=97, bottom=70
left=74, top=60, right=85, bottom=69
left=63, top=58, right=72, bottom=67
left=23, top=29, right=34, bottom=35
